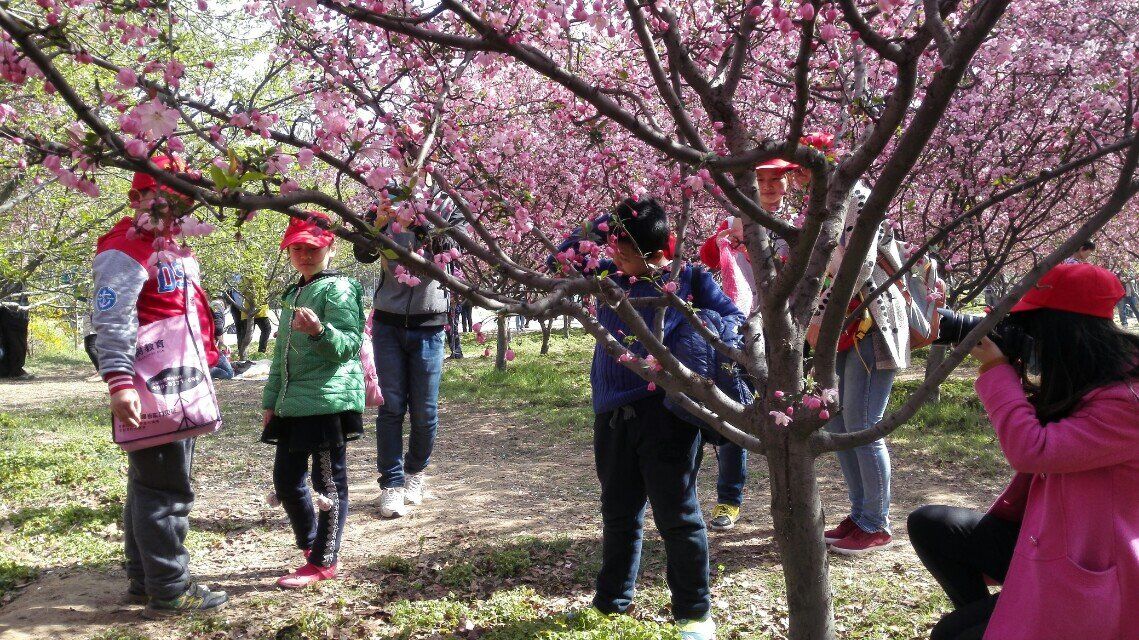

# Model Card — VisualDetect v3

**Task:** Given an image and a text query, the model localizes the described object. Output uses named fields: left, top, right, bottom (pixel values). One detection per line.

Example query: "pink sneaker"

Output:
left=829, top=527, right=892, bottom=556
left=276, top=562, right=338, bottom=589
left=824, top=516, right=857, bottom=544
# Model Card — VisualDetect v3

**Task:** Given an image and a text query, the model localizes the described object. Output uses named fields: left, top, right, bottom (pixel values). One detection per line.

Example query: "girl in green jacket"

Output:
left=262, top=211, right=365, bottom=588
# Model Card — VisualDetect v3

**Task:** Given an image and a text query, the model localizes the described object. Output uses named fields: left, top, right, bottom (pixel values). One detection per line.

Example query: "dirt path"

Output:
left=0, top=370, right=1002, bottom=640
left=0, top=364, right=105, bottom=411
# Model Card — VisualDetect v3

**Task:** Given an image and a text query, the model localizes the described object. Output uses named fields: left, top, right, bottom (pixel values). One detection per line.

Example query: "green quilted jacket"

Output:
left=262, top=271, right=365, bottom=417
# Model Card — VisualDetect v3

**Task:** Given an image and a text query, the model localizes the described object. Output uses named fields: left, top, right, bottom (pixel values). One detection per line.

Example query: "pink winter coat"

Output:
left=977, top=364, right=1139, bottom=640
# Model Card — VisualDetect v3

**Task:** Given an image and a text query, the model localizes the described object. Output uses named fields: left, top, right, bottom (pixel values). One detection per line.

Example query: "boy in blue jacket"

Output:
left=559, top=197, right=742, bottom=640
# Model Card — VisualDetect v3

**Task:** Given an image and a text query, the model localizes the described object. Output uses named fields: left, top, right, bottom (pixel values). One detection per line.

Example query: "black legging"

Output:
left=254, top=316, right=272, bottom=353
left=907, top=505, right=1020, bottom=640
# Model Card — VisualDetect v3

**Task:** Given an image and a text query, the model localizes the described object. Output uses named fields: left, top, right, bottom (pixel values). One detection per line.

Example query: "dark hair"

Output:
left=1081, top=240, right=1096, bottom=251
left=1011, top=308, right=1139, bottom=422
left=611, top=197, right=670, bottom=255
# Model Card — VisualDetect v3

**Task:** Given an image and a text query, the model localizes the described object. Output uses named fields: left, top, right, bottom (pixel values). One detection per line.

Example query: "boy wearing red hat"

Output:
left=91, top=156, right=228, bottom=616
left=261, top=212, right=365, bottom=588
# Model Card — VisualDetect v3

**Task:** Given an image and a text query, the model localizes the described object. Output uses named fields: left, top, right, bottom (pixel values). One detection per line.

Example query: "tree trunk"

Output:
left=767, top=432, right=836, bottom=640
left=562, top=313, right=571, bottom=338
left=924, top=344, right=947, bottom=403
left=495, top=315, right=508, bottom=370
left=540, top=319, right=552, bottom=354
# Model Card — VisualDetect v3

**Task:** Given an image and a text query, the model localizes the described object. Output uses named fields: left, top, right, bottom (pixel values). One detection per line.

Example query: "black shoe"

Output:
left=124, top=582, right=147, bottom=605
left=142, top=582, right=228, bottom=618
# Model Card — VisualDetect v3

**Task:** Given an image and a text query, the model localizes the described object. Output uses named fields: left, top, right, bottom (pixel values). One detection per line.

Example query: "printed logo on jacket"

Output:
left=156, top=260, right=186, bottom=294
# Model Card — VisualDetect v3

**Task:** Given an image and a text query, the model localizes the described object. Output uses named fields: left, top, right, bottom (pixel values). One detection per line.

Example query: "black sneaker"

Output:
left=142, top=582, right=228, bottom=618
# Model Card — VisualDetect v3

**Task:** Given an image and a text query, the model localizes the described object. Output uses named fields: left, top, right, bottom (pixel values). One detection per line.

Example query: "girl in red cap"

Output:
left=909, top=263, right=1139, bottom=640
left=696, top=159, right=796, bottom=532
left=261, top=212, right=366, bottom=588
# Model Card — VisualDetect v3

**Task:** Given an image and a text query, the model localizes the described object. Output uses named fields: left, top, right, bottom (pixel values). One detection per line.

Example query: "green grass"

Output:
left=0, top=403, right=126, bottom=593
left=441, top=330, right=594, bottom=440
left=88, top=628, right=152, bottom=640
left=888, top=378, right=1006, bottom=477
left=384, top=588, right=681, bottom=640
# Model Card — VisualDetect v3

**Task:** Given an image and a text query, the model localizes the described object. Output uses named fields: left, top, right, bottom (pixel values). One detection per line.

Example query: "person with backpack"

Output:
left=262, top=211, right=365, bottom=588
left=554, top=197, right=743, bottom=640
left=810, top=180, right=939, bottom=555
left=353, top=183, right=463, bottom=518
left=92, top=155, right=228, bottom=617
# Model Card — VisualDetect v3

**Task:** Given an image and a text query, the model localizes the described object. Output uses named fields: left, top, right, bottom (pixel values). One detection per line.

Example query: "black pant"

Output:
left=460, top=305, right=473, bottom=333
left=908, top=505, right=1020, bottom=640
left=230, top=306, right=249, bottom=359
left=0, top=305, right=29, bottom=377
left=84, top=334, right=99, bottom=372
left=124, top=439, right=195, bottom=599
left=253, top=316, right=272, bottom=353
left=273, top=444, right=349, bottom=567
left=593, top=396, right=710, bottom=620
left=446, top=307, right=463, bottom=357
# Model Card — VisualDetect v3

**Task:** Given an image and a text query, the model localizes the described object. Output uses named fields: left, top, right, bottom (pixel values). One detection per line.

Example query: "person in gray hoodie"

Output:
left=354, top=184, right=462, bottom=518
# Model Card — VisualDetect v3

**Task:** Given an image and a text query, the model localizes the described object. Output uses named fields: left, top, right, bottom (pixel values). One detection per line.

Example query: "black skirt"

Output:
left=261, top=411, right=364, bottom=452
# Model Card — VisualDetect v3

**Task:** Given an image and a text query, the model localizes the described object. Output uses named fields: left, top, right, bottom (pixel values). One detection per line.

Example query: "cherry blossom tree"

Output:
left=2, top=0, right=1138, bottom=636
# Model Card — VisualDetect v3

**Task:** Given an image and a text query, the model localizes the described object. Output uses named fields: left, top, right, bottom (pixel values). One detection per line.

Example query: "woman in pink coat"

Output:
left=908, top=262, right=1139, bottom=640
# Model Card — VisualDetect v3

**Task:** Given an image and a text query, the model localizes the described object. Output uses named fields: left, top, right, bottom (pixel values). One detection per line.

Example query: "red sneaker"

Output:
left=276, top=562, right=338, bottom=589
left=824, top=516, right=857, bottom=544
left=829, top=527, right=892, bottom=556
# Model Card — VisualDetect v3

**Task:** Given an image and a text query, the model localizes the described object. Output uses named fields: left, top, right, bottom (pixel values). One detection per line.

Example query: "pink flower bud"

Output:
left=819, top=409, right=830, bottom=420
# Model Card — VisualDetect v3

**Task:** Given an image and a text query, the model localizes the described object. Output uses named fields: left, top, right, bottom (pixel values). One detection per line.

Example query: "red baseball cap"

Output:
left=131, top=155, right=190, bottom=201
left=280, top=211, right=335, bottom=249
left=755, top=158, right=798, bottom=175
left=1010, top=263, right=1124, bottom=319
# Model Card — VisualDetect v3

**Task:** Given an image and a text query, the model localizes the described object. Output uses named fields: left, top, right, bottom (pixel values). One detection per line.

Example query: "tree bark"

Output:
left=562, top=313, right=571, bottom=338
left=495, top=314, right=508, bottom=370
left=924, top=344, right=947, bottom=403
left=768, top=431, right=836, bottom=640
left=540, top=319, right=552, bottom=354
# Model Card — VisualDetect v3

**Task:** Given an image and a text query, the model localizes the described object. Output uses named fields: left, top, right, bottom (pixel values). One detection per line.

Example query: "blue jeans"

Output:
left=209, top=352, right=233, bottom=380
left=825, top=337, right=895, bottom=534
left=715, top=442, right=747, bottom=506
left=373, top=321, right=445, bottom=489
left=593, top=397, right=710, bottom=621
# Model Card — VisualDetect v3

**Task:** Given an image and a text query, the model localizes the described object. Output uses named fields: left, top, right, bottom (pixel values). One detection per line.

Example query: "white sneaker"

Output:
left=379, top=487, right=407, bottom=518
left=404, top=472, right=427, bottom=505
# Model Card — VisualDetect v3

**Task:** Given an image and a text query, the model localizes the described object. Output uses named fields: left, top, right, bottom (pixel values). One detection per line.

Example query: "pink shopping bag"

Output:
left=361, top=320, right=384, bottom=407
left=113, top=282, right=222, bottom=451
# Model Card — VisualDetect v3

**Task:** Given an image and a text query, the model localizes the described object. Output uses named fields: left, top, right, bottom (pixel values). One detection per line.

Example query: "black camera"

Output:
left=934, top=309, right=1035, bottom=363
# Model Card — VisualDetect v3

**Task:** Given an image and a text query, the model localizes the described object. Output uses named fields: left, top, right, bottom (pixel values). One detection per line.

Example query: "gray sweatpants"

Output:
left=124, top=438, right=195, bottom=599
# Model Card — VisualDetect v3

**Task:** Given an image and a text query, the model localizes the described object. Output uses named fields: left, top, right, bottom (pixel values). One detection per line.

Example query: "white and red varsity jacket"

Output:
left=92, top=217, right=218, bottom=394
